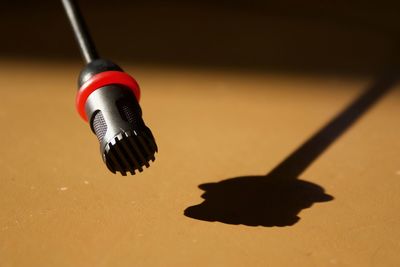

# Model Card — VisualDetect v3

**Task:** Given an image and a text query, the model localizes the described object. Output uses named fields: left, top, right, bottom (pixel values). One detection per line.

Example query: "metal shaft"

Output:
left=61, top=0, right=99, bottom=63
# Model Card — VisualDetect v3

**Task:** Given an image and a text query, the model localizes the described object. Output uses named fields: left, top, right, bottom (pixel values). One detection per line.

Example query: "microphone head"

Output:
left=86, top=85, right=157, bottom=175
left=76, top=59, right=158, bottom=175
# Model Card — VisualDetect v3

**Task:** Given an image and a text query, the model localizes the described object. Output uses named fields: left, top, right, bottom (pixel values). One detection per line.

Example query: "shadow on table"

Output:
left=184, top=71, right=398, bottom=227
left=1, top=1, right=399, bottom=76
left=185, top=176, right=333, bottom=227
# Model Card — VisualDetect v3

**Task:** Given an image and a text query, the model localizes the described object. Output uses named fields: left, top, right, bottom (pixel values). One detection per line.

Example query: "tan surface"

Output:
left=0, top=60, right=399, bottom=266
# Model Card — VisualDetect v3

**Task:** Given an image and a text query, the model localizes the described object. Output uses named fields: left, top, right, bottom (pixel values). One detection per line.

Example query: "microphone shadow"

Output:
left=184, top=72, right=397, bottom=227
left=184, top=175, right=333, bottom=227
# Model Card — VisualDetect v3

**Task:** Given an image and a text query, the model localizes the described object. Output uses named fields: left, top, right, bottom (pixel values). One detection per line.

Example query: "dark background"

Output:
left=1, top=0, right=399, bottom=75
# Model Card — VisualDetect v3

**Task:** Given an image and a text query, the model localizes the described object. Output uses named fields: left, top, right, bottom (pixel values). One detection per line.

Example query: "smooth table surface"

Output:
left=0, top=60, right=399, bottom=266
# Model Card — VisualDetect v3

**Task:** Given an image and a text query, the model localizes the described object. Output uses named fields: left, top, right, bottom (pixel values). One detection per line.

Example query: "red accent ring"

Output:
left=76, top=71, right=141, bottom=121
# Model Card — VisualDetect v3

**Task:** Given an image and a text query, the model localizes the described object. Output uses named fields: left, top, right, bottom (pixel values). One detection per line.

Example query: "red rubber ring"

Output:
left=76, top=71, right=141, bottom=121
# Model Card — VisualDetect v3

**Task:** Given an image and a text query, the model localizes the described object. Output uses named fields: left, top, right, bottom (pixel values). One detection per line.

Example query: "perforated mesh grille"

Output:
left=117, top=99, right=137, bottom=124
left=92, top=111, right=107, bottom=141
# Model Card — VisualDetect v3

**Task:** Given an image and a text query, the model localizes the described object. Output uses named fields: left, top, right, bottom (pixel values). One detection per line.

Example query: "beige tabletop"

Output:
left=0, top=59, right=399, bottom=266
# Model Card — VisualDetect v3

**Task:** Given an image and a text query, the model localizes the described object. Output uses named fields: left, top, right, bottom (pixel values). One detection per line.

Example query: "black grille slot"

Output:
left=117, top=98, right=139, bottom=124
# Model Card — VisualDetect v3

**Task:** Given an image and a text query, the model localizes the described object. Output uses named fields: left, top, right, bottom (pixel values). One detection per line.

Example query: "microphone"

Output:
left=62, top=0, right=157, bottom=175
